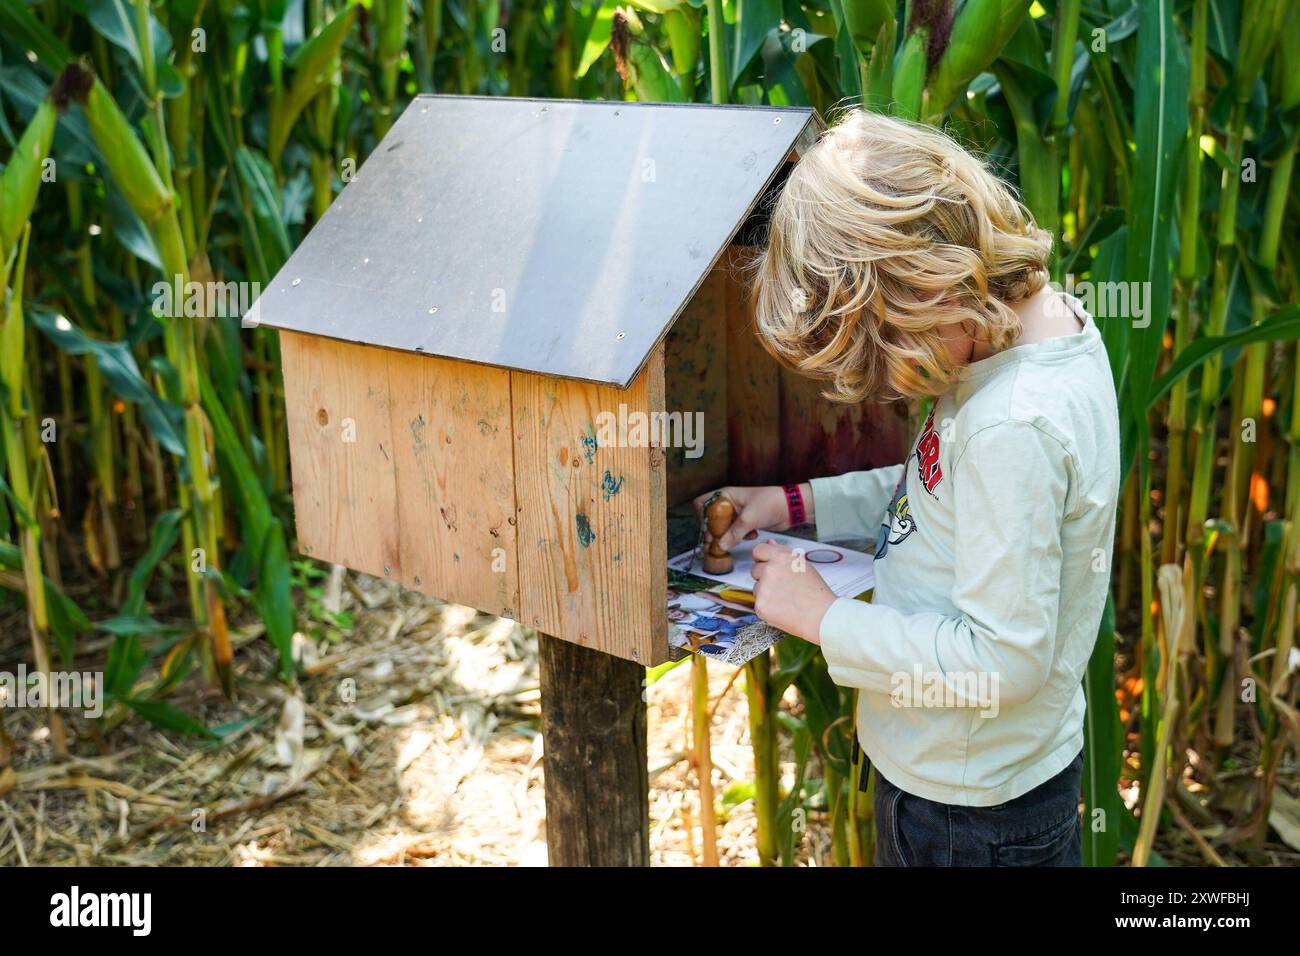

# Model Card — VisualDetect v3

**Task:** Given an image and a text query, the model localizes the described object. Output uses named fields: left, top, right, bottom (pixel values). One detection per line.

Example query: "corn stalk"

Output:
left=1, top=96, right=66, bottom=755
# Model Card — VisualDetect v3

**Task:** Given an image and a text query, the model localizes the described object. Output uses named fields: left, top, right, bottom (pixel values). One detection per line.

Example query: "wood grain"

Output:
left=281, top=331, right=401, bottom=581
left=778, top=369, right=909, bottom=483
left=664, top=267, right=729, bottom=505
left=512, top=348, right=668, bottom=665
left=281, top=332, right=519, bottom=617
left=721, top=248, right=782, bottom=486
left=538, top=633, right=649, bottom=865
left=383, top=351, right=518, bottom=618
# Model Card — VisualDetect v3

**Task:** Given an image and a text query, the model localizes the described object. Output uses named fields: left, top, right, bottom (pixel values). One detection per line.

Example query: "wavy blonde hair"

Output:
left=752, top=109, right=1053, bottom=402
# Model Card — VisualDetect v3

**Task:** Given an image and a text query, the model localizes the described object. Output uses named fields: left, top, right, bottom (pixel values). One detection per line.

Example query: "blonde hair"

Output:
left=752, top=109, right=1053, bottom=402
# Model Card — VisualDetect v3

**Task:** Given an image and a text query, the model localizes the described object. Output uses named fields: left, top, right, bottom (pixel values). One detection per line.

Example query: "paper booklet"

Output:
left=666, top=532, right=875, bottom=666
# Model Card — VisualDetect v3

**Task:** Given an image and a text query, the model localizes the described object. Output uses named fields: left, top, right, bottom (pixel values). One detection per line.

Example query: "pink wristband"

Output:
left=783, top=484, right=806, bottom=526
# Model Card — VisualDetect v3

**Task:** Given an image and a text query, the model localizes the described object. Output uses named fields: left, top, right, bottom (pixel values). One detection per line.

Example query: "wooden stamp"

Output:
left=702, top=496, right=737, bottom=575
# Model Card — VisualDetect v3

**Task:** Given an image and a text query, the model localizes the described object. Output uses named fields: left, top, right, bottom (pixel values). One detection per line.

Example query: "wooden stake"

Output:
left=538, top=633, right=649, bottom=866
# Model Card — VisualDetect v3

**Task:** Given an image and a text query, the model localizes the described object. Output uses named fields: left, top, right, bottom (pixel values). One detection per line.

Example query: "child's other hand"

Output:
left=749, top=539, right=836, bottom=644
left=691, top=485, right=792, bottom=551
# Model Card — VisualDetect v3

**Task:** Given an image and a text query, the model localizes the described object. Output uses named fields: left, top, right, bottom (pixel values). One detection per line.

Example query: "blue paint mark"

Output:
left=580, top=431, right=598, bottom=464
left=575, top=514, right=596, bottom=548
left=600, top=470, right=625, bottom=501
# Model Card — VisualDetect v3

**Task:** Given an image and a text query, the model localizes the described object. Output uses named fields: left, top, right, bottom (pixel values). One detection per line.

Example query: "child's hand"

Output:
left=749, top=539, right=837, bottom=644
left=691, top=484, right=811, bottom=551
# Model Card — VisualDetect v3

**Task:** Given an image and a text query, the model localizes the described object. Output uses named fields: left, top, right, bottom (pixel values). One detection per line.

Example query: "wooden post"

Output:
left=538, top=633, right=649, bottom=866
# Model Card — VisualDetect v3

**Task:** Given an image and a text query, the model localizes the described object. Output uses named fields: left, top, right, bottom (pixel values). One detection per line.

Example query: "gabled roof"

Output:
left=254, top=95, right=819, bottom=387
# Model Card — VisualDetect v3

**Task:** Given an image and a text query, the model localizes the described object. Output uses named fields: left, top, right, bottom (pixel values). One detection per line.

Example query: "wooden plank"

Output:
left=281, top=333, right=521, bottom=618
left=721, top=248, right=782, bottom=486
left=512, top=347, right=668, bottom=665
left=778, top=369, right=910, bottom=482
left=281, top=331, right=401, bottom=580
left=384, top=350, right=519, bottom=618
left=664, top=267, right=729, bottom=505
left=538, top=634, right=649, bottom=866
left=716, top=247, right=909, bottom=484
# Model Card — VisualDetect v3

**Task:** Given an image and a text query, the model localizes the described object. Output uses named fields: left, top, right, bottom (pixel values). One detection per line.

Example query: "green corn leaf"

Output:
left=1233, top=0, right=1287, bottom=101
left=731, top=0, right=781, bottom=88
left=0, top=474, right=35, bottom=528
left=759, top=28, right=816, bottom=107
left=775, top=711, right=812, bottom=865
left=235, top=146, right=293, bottom=275
left=0, top=540, right=90, bottom=665
left=268, top=3, right=358, bottom=165
left=624, top=0, right=686, bottom=13
left=123, top=509, right=184, bottom=618
left=1146, top=306, right=1300, bottom=409
left=0, top=0, right=74, bottom=71
left=256, top=519, right=295, bottom=678
left=1091, top=227, right=1130, bottom=391
left=838, top=0, right=893, bottom=60
left=29, top=308, right=187, bottom=457
left=1277, top=3, right=1300, bottom=110
left=83, top=0, right=173, bottom=81
left=794, top=656, right=852, bottom=775
left=103, top=631, right=146, bottom=698
left=997, top=11, right=1049, bottom=77
left=95, top=614, right=187, bottom=637
left=1123, top=0, right=1187, bottom=458
left=200, top=373, right=295, bottom=680
left=862, top=17, right=895, bottom=110
left=992, top=61, right=1057, bottom=232
left=120, top=697, right=219, bottom=737
left=46, top=580, right=90, bottom=665
left=1082, top=594, right=1122, bottom=866
left=104, top=177, right=163, bottom=268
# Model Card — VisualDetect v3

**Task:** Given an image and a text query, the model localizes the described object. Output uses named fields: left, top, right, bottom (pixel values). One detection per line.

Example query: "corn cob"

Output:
left=925, top=0, right=1008, bottom=116
left=891, top=27, right=929, bottom=120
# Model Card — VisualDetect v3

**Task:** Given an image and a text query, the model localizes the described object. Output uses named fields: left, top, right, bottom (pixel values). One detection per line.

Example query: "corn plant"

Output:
left=2, top=0, right=1298, bottom=867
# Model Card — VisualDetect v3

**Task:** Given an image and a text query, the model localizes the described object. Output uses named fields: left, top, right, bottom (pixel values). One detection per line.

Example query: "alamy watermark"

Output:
left=890, top=665, right=1000, bottom=718
left=151, top=275, right=261, bottom=323
left=1046, top=275, right=1150, bottom=328
left=50, top=886, right=151, bottom=936
left=0, top=665, right=103, bottom=718
left=595, top=403, right=705, bottom=459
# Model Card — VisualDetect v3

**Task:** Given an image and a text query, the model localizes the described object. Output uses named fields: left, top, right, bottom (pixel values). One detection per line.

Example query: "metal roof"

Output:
left=253, top=95, right=818, bottom=387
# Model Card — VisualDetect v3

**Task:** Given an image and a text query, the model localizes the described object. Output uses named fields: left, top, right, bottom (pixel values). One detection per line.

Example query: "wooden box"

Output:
left=261, top=96, right=903, bottom=665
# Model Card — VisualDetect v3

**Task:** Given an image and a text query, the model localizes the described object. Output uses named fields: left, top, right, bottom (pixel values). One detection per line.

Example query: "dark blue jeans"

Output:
left=873, top=750, right=1084, bottom=866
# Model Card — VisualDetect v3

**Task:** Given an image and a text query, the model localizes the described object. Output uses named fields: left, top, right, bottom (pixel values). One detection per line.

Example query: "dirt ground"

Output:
left=1, top=569, right=1296, bottom=866
left=0, top=572, right=813, bottom=866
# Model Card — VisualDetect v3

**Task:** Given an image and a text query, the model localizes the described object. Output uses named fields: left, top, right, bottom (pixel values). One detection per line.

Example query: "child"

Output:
left=697, top=110, right=1120, bottom=866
